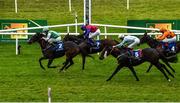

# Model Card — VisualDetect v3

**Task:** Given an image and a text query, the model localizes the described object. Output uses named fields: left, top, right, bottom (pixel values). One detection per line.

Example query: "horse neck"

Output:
left=146, top=36, right=159, bottom=48
left=38, top=39, right=47, bottom=49
left=111, top=48, right=122, bottom=57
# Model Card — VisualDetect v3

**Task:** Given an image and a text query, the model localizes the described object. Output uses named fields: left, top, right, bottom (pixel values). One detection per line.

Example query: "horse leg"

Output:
left=59, top=59, right=70, bottom=72
left=106, top=64, right=123, bottom=81
left=65, top=58, right=74, bottom=70
left=162, top=59, right=175, bottom=73
left=47, top=59, right=58, bottom=68
left=160, top=63, right=174, bottom=78
left=82, top=55, right=86, bottom=70
left=39, top=57, right=47, bottom=70
left=146, top=64, right=153, bottom=73
left=128, top=66, right=139, bottom=81
left=154, top=63, right=171, bottom=81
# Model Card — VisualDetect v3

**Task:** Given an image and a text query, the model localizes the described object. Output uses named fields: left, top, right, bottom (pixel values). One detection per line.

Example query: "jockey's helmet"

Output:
left=160, top=27, right=167, bottom=33
left=118, top=34, right=125, bottom=39
left=43, top=27, right=49, bottom=32
left=81, top=25, right=86, bottom=31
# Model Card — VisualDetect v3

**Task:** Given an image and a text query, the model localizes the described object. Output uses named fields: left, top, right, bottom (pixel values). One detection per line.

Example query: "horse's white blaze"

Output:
left=104, top=51, right=107, bottom=58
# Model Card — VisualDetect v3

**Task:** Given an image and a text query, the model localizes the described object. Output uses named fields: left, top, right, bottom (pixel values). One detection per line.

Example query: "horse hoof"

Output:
left=168, top=79, right=171, bottom=82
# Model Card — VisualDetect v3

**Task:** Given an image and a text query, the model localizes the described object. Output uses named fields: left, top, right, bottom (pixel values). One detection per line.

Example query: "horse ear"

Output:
left=144, top=32, right=148, bottom=36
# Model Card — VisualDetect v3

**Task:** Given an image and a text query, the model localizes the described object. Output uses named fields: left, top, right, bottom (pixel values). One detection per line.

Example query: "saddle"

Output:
left=117, top=48, right=142, bottom=62
left=160, top=42, right=176, bottom=57
left=89, top=40, right=101, bottom=52
left=44, top=41, right=64, bottom=52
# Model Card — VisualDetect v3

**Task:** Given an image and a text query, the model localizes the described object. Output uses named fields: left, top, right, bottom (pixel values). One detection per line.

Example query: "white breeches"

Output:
left=127, top=38, right=140, bottom=48
left=162, top=36, right=176, bottom=43
left=89, top=29, right=101, bottom=38
left=48, top=37, right=61, bottom=43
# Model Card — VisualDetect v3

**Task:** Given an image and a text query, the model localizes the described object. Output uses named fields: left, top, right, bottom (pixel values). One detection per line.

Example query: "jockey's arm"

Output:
left=156, top=32, right=168, bottom=40
left=114, top=40, right=125, bottom=48
left=84, top=29, right=91, bottom=38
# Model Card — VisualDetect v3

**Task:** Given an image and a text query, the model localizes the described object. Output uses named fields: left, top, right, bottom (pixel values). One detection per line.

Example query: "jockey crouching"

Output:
left=81, top=24, right=101, bottom=46
left=156, top=27, right=176, bottom=56
left=42, top=27, right=62, bottom=52
left=113, top=34, right=140, bottom=61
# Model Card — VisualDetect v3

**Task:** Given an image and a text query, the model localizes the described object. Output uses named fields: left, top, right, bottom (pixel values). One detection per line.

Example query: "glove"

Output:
left=42, top=37, right=49, bottom=41
left=112, top=46, right=116, bottom=48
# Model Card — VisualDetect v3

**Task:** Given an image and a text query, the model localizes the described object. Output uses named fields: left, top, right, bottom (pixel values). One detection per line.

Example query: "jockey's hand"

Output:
left=112, top=46, right=116, bottom=48
left=42, top=37, right=48, bottom=41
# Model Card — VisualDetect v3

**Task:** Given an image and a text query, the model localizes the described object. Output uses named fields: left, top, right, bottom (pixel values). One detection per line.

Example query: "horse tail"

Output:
left=78, top=46, right=94, bottom=59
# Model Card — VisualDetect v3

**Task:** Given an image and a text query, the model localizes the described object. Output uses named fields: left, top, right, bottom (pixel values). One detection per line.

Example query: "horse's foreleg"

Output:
left=59, top=59, right=69, bottom=72
left=162, top=59, right=175, bottom=73
left=106, top=64, right=123, bottom=81
left=39, top=57, right=47, bottom=70
left=82, top=55, right=86, bottom=70
left=146, top=64, right=153, bottom=73
left=128, top=66, right=139, bottom=81
left=154, top=63, right=171, bottom=81
left=65, top=59, right=74, bottom=70
left=47, top=59, right=57, bottom=68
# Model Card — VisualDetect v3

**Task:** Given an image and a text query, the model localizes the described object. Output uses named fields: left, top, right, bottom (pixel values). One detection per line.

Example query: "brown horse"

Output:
left=99, top=46, right=174, bottom=81
left=140, top=32, right=179, bottom=73
left=28, top=32, right=92, bottom=71
left=63, top=33, right=119, bottom=69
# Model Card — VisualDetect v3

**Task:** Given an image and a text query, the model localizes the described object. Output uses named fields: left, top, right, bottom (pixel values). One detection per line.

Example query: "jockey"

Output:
left=156, top=27, right=176, bottom=53
left=81, top=24, right=101, bottom=46
left=113, top=34, right=140, bottom=50
left=156, top=27, right=176, bottom=43
left=42, top=27, right=61, bottom=44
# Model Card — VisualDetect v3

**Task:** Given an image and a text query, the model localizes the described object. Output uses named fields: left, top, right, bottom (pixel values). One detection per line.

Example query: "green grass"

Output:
left=0, top=43, right=180, bottom=102
left=1, top=0, right=180, bottom=102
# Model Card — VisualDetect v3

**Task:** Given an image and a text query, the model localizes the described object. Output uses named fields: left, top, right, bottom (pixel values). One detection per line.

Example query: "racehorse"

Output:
left=28, top=32, right=92, bottom=71
left=140, top=32, right=179, bottom=73
left=63, top=33, right=119, bottom=69
left=99, top=46, right=174, bottom=81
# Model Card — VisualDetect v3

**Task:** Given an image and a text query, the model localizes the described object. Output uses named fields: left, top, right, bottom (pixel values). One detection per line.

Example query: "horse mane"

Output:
left=143, top=34, right=160, bottom=48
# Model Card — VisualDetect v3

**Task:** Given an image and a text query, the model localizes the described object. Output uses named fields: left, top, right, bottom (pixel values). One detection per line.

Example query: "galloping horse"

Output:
left=28, top=32, right=91, bottom=71
left=140, top=32, right=179, bottom=73
left=63, top=33, right=119, bottom=69
left=99, top=46, right=174, bottom=81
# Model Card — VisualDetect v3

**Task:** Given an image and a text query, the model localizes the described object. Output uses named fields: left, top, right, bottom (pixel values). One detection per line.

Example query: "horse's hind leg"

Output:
left=154, top=63, right=171, bottom=81
left=106, top=64, right=123, bottom=81
left=59, top=59, right=69, bottom=72
left=160, top=63, right=174, bottom=78
left=65, top=59, right=74, bottom=70
left=162, top=59, right=175, bottom=73
left=47, top=59, right=57, bottom=68
left=39, top=57, right=47, bottom=70
left=146, top=64, right=153, bottom=73
left=128, top=66, right=139, bottom=81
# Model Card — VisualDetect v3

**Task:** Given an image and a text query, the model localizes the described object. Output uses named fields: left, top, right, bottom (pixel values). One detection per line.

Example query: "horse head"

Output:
left=140, top=32, right=149, bottom=44
left=140, top=32, right=161, bottom=48
left=28, top=32, right=45, bottom=44
left=99, top=46, right=112, bottom=60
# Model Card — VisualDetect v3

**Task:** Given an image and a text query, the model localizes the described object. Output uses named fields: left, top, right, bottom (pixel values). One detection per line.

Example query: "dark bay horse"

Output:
left=63, top=33, right=119, bottom=69
left=140, top=32, right=179, bottom=73
left=28, top=32, right=91, bottom=71
left=99, top=46, right=174, bottom=81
